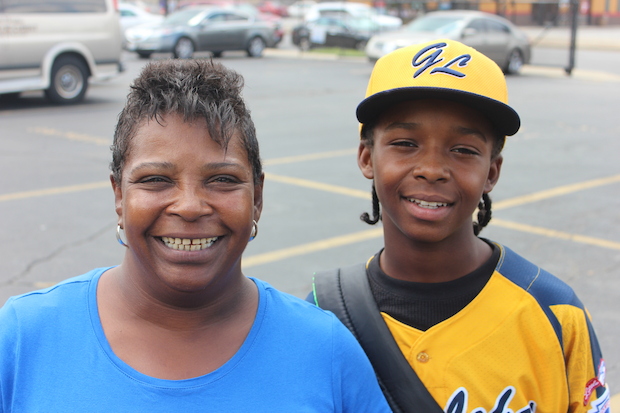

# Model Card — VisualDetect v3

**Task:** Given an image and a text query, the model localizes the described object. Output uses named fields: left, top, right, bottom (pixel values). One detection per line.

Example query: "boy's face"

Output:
left=358, top=98, right=502, bottom=247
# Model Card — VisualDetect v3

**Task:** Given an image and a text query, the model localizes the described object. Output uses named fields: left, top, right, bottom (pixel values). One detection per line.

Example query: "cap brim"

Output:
left=356, top=87, right=521, bottom=137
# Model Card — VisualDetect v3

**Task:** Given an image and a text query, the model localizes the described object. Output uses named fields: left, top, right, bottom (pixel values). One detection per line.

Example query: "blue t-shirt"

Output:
left=0, top=268, right=390, bottom=412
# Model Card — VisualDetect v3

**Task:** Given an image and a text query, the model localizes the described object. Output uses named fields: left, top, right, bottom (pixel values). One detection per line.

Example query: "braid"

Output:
left=361, top=183, right=381, bottom=225
left=473, top=193, right=493, bottom=235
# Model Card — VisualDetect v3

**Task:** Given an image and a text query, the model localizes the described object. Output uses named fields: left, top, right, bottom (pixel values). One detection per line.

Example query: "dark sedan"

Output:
left=124, top=6, right=280, bottom=59
left=292, top=16, right=380, bottom=51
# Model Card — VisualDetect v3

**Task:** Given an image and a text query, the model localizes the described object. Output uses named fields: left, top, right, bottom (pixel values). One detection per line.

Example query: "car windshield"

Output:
left=163, top=8, right=207, bottom=26
left=405, top=16, right=463, bottom=34
left=347, top=18, right=379, bottom=31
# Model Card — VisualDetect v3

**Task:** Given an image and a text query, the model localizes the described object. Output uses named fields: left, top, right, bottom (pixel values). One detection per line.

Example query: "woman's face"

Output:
left=112, top=113, right=263, bottom=296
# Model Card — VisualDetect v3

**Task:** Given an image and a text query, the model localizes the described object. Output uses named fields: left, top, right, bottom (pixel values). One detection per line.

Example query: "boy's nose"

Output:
left=412, top=151, right=449, bottom=183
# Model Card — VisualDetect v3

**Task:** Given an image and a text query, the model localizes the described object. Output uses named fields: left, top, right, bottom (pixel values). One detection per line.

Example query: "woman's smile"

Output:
left=160, top=236, right=219, bottom=251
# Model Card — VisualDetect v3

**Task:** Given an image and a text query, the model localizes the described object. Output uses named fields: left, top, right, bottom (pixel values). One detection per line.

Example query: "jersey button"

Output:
left=416, top=352, right=430, bottom=363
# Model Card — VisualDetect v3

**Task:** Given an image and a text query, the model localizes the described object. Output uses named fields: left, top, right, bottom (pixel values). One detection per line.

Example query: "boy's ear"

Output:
left=357, top=142, right=374, bottom=179
left=484, top=155, right=503, bottom=193
left=110, top=174, right=123, bottom=225
left=253, top=173, right=265, bottom=222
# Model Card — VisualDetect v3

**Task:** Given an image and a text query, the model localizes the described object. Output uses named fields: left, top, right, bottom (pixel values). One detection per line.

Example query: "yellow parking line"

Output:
left=264, top=172, right=370, bottom=200
left=611, top=392, right=620, bottom=411
left=494, top=174, right=620, bottom=211
left=28, top=127, right=110, bottom=146
left=264, top=148, right=357, bottom=166
left=0, top=181, right=109, bottom=202
left=491, top=219, right=620, bottom=251
left=243, top=227, right=383, bottom=268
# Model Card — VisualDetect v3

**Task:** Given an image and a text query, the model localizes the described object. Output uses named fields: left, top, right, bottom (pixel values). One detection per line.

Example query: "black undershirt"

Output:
left=367, top=241, right=500, bottom=331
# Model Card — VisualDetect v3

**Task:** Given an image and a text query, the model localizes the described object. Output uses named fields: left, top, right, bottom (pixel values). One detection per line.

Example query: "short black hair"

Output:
left=111, top=59, right=262, bottom=185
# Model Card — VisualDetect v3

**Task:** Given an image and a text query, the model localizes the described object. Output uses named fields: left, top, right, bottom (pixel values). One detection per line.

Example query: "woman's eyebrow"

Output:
left=130, top=161, right=175, bottom=173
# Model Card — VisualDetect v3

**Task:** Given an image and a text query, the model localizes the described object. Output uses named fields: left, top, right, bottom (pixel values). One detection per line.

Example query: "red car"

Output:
left=258, top=1, right=289, bottom=17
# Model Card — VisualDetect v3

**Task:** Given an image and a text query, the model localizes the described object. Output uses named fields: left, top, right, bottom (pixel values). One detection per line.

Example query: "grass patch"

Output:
left=307, top=47, right=365, bottom=57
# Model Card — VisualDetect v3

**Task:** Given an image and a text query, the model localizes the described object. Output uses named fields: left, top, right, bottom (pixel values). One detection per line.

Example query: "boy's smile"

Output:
left=358, top=98, right=502, bottom=248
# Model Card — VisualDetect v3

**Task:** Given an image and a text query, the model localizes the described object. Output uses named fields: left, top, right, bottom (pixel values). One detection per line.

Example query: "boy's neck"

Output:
left=380, top=236, right=493, bottom=283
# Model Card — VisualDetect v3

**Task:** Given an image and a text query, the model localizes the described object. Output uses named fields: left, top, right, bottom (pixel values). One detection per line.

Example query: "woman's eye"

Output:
left=210, top=176, right=239, bottom=184
left=140, top=176, right=169, bottom=184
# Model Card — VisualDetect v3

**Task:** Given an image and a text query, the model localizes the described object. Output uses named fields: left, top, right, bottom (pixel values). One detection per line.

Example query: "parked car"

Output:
left=0, top=0, right=124, bottom=104
left=292, top=16, right=380, bottom=51
left=119, top=2, right=164, bottom=32
left=175, top=1, right=284, bottom=44
left=365, top=10, right=531, bottom=74
left=257, top=1, right=288, bottom=17
left=287, top=0, right=317, bottom=18
left=124, top=6, right=280, bottom=59
left=303, top=2, right=402, bottom=31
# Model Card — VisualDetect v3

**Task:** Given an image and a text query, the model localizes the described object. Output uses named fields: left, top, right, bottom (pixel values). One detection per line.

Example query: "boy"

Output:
left=310, top=39, right=610, bottom=413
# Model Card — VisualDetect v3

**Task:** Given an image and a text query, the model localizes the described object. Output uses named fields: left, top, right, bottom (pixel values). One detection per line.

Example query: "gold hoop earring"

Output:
left=249, top=220, right=258, bottom=241
left=116, top=224, right=128, bottom=248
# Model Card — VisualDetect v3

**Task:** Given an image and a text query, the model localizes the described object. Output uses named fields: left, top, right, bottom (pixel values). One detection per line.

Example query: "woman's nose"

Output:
left=168, top=185, right=212, bottom=221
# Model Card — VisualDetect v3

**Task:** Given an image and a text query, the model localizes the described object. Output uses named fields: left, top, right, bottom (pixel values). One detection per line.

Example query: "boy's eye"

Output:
left=452, top=147, right=480, bottom=156
left=391, top=140, right=417, bottom=147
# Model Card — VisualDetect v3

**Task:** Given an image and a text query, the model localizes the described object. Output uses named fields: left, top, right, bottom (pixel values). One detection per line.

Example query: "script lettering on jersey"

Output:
left=444, top=386, right=537, bottom=413
left=411, top=42, right=471, bottom=79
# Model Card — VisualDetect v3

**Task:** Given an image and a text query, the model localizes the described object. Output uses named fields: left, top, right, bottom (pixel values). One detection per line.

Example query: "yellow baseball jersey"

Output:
left=379, top=243, right=610, bottom=413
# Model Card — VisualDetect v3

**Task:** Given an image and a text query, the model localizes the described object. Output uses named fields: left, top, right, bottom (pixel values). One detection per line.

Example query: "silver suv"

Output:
left=0, top=0, right=124, bottom=104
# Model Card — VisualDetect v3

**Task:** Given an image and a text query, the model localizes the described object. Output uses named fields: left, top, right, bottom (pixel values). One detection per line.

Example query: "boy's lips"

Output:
left=160, top=236, right=219, bottom=251
left=405, top=195, right=453, bottom=210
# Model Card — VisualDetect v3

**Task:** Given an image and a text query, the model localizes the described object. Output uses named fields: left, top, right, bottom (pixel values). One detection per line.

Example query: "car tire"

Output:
left=355, top=40, right=368, bottom=51
left=299, top=37, right=311, bottom=52
left=173, top=37, right=195, bottom=59
left=246, top=36, right=266, bottom=58
left=137, top=51, right=152, bottom=59
left=212, top=51, right=223, bottom=58
left=504, top=49, right=524, bottom=75
left=44, top=55, right=89, bottom=104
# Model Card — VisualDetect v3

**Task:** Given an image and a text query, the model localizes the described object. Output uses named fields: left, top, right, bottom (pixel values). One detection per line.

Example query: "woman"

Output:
left=0, top=60, right=391, bottom=412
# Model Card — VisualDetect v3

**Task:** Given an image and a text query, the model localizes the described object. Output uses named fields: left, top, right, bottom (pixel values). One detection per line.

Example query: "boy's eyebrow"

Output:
left=384, top=122, right=419, bottom=131
left=455, top=126, right=488, bottom=142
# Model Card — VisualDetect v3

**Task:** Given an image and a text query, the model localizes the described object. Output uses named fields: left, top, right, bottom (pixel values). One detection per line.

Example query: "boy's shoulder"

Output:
left=493, top=242, right=582, bottom=308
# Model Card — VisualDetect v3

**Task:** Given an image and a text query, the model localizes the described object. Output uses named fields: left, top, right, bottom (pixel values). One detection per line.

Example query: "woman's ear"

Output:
left=110, top=174, right=123, bottom=225
left=358, top=142, right=374, bottom=180
left=253, top=173, right=265, bottom=222
left=484, top=155, right=503, bottom=193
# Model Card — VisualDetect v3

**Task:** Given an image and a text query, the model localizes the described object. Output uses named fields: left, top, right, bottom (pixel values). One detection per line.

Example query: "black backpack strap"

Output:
left=313, top=264, right=444, bottom=413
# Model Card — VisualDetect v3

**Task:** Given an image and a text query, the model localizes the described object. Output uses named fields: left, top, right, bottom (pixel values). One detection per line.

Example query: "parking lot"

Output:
left=0, top=40, right=619, bottom=403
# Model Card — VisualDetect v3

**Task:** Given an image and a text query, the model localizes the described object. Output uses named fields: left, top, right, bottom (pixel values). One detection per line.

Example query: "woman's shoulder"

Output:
left=251, top=277, right=346, bottom=332
left=1, top=267, right=111, bottom=318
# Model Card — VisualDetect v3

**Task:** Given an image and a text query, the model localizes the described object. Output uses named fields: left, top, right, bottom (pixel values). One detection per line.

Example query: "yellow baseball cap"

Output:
left=356, top=39, right=521, bottom=136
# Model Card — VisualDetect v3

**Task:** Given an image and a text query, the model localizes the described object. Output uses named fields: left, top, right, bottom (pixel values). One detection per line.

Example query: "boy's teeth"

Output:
left=408, top=198, right=448, bottom=209
left=161, top=236, right=218, bottom=251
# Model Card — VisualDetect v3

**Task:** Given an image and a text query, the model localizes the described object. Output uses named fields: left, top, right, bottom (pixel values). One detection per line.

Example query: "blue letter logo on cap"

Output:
left=412, top=42, right=470, bottom=78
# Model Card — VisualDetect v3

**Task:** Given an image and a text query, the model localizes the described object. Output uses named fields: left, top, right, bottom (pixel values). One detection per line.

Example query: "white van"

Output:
left=0, top=0, right=124, bottom=104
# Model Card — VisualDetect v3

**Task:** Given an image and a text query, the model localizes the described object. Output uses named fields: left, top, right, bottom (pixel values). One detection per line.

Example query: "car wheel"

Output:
left=246, top=36, right=266, bottom=58
left=355, top=40, right=368, bottom=51
left=137, top=51, right=152, bottom=59
left=212, top=51, right=223, bottom=58
left=44, top=55, right=88, bottom=104
left=504, top=49, right=524, bottom=75
left=173, top=37, right=195, bottom=59
left=299, top=37, right=311, bottom=52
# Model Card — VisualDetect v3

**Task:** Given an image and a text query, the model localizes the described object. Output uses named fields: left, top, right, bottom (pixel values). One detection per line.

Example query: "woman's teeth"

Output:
left=408, top=198, right=449, bottom=209
left=161, top=236, right=218, bottom=251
